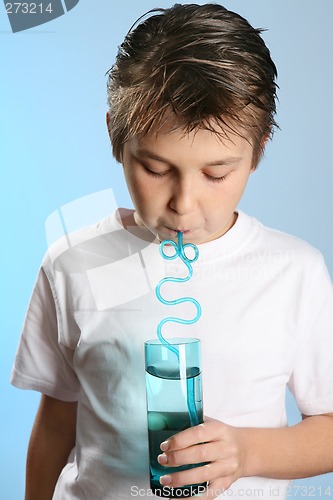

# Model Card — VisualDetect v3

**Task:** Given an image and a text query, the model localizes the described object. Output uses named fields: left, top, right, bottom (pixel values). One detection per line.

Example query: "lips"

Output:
left=166, top=226, right=192, bottom=234
left=167, top=226, right=189, bottom=231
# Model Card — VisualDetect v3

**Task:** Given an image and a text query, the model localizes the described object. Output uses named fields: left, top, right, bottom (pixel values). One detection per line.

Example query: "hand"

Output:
left=157, top=417, right=247, bottom=499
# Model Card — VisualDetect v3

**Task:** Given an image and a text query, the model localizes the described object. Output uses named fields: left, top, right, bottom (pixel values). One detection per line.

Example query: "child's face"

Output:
left=121, top=119, right=255, bottom=244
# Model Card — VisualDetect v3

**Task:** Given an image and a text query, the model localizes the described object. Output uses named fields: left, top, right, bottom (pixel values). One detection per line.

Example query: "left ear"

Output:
left=251, top=133, right=270, bottom=172
left=106, top=112, right=112, bottom=141
left=261, top=133, right=270, bottom=151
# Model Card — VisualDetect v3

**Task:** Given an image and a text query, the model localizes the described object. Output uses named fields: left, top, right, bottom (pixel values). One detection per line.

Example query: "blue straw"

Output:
left=155, top=232, right=202, bottom=425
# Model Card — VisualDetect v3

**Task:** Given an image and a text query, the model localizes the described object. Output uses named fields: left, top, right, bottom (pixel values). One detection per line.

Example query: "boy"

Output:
left=11, top=3, right=333, bottom=500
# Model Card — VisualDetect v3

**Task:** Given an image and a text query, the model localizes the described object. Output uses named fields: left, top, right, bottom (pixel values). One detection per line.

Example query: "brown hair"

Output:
left=106, top=3, right=278, bottom=165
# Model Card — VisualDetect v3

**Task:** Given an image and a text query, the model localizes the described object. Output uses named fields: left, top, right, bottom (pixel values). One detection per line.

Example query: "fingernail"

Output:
left=157, top=453, right=168, bottom=465
left=160, top=475, right=172, bottom=485
left=160, top=440, right=169, bottom=451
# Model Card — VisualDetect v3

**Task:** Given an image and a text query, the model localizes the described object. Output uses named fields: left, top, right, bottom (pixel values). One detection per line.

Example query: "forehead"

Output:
left=126, top=119, right=254, bottom=164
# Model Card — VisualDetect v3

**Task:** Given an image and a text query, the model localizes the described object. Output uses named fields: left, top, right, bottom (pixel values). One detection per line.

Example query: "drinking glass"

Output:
left=145, top=338, right=206, bottom=498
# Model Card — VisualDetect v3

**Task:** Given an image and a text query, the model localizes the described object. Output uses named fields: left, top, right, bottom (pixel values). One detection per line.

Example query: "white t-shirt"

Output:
left=11, top=210, right=333, bottom=499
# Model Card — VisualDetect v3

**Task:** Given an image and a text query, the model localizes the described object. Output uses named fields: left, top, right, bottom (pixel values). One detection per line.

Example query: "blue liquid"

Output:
left=146, top=366, right=206, bottom=498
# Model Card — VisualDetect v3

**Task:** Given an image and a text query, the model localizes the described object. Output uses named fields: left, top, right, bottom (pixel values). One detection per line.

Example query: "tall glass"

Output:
left=145, top=338, right=206, bottom=498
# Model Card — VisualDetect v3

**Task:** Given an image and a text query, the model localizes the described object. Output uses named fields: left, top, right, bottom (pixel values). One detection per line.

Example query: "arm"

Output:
left=157, top=414, right=333, bottom=498
left=239, top=413, right=333, bottom=479
left=25, top=394, right=77, bottom=500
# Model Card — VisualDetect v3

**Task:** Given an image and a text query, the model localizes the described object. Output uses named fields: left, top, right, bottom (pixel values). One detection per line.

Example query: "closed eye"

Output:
left=204, top=172, right=231, bottom=183
left=143, top=165, right=169, bottom=178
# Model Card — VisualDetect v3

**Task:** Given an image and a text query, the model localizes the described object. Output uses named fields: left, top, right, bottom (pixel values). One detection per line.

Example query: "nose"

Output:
left=169, top=176, right=197, bottom=215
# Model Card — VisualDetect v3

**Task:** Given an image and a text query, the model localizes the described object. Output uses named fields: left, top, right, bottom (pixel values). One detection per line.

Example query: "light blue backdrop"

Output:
left=1, top=1, right=332, bottom=498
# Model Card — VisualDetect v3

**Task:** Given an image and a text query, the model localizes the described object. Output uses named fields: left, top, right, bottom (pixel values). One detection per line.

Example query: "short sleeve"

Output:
left=288, top=254, right=333, bottom=415
left=10, top=264, right=80, bottom=402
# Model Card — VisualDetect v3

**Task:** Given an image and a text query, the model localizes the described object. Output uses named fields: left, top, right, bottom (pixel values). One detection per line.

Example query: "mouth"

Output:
left=165, top=226, right=192, bottom=235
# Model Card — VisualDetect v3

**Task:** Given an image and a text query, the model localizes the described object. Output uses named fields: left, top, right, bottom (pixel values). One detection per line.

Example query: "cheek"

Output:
left=124, top=170, right=146, bottom=201
left=130, top=180, right=159, bottom=214
left=204, top=175, right=250, bottom=211
left=229, top=171, right=251, bottom=197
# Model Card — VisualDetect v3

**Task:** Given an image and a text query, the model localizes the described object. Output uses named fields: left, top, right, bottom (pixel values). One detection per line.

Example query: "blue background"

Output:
left=1, top=0, right=332, bottom=498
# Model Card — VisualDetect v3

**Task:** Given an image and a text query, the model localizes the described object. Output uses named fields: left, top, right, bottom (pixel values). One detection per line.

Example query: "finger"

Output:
left=158, top=441, right=229, bottom=467
left=159, top=460, right=233, bottom=489
left=160, top=420, right=225, bottom=452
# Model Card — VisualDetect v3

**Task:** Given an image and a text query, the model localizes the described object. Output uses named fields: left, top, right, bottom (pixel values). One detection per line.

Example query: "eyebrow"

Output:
left=135, top=148, right=242, bottom=167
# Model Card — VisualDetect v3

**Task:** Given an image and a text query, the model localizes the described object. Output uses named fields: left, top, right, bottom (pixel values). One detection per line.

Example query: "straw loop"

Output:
left=156, top=232, right=202, bottom=350
left=155, top=232, right=202, bottom=425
